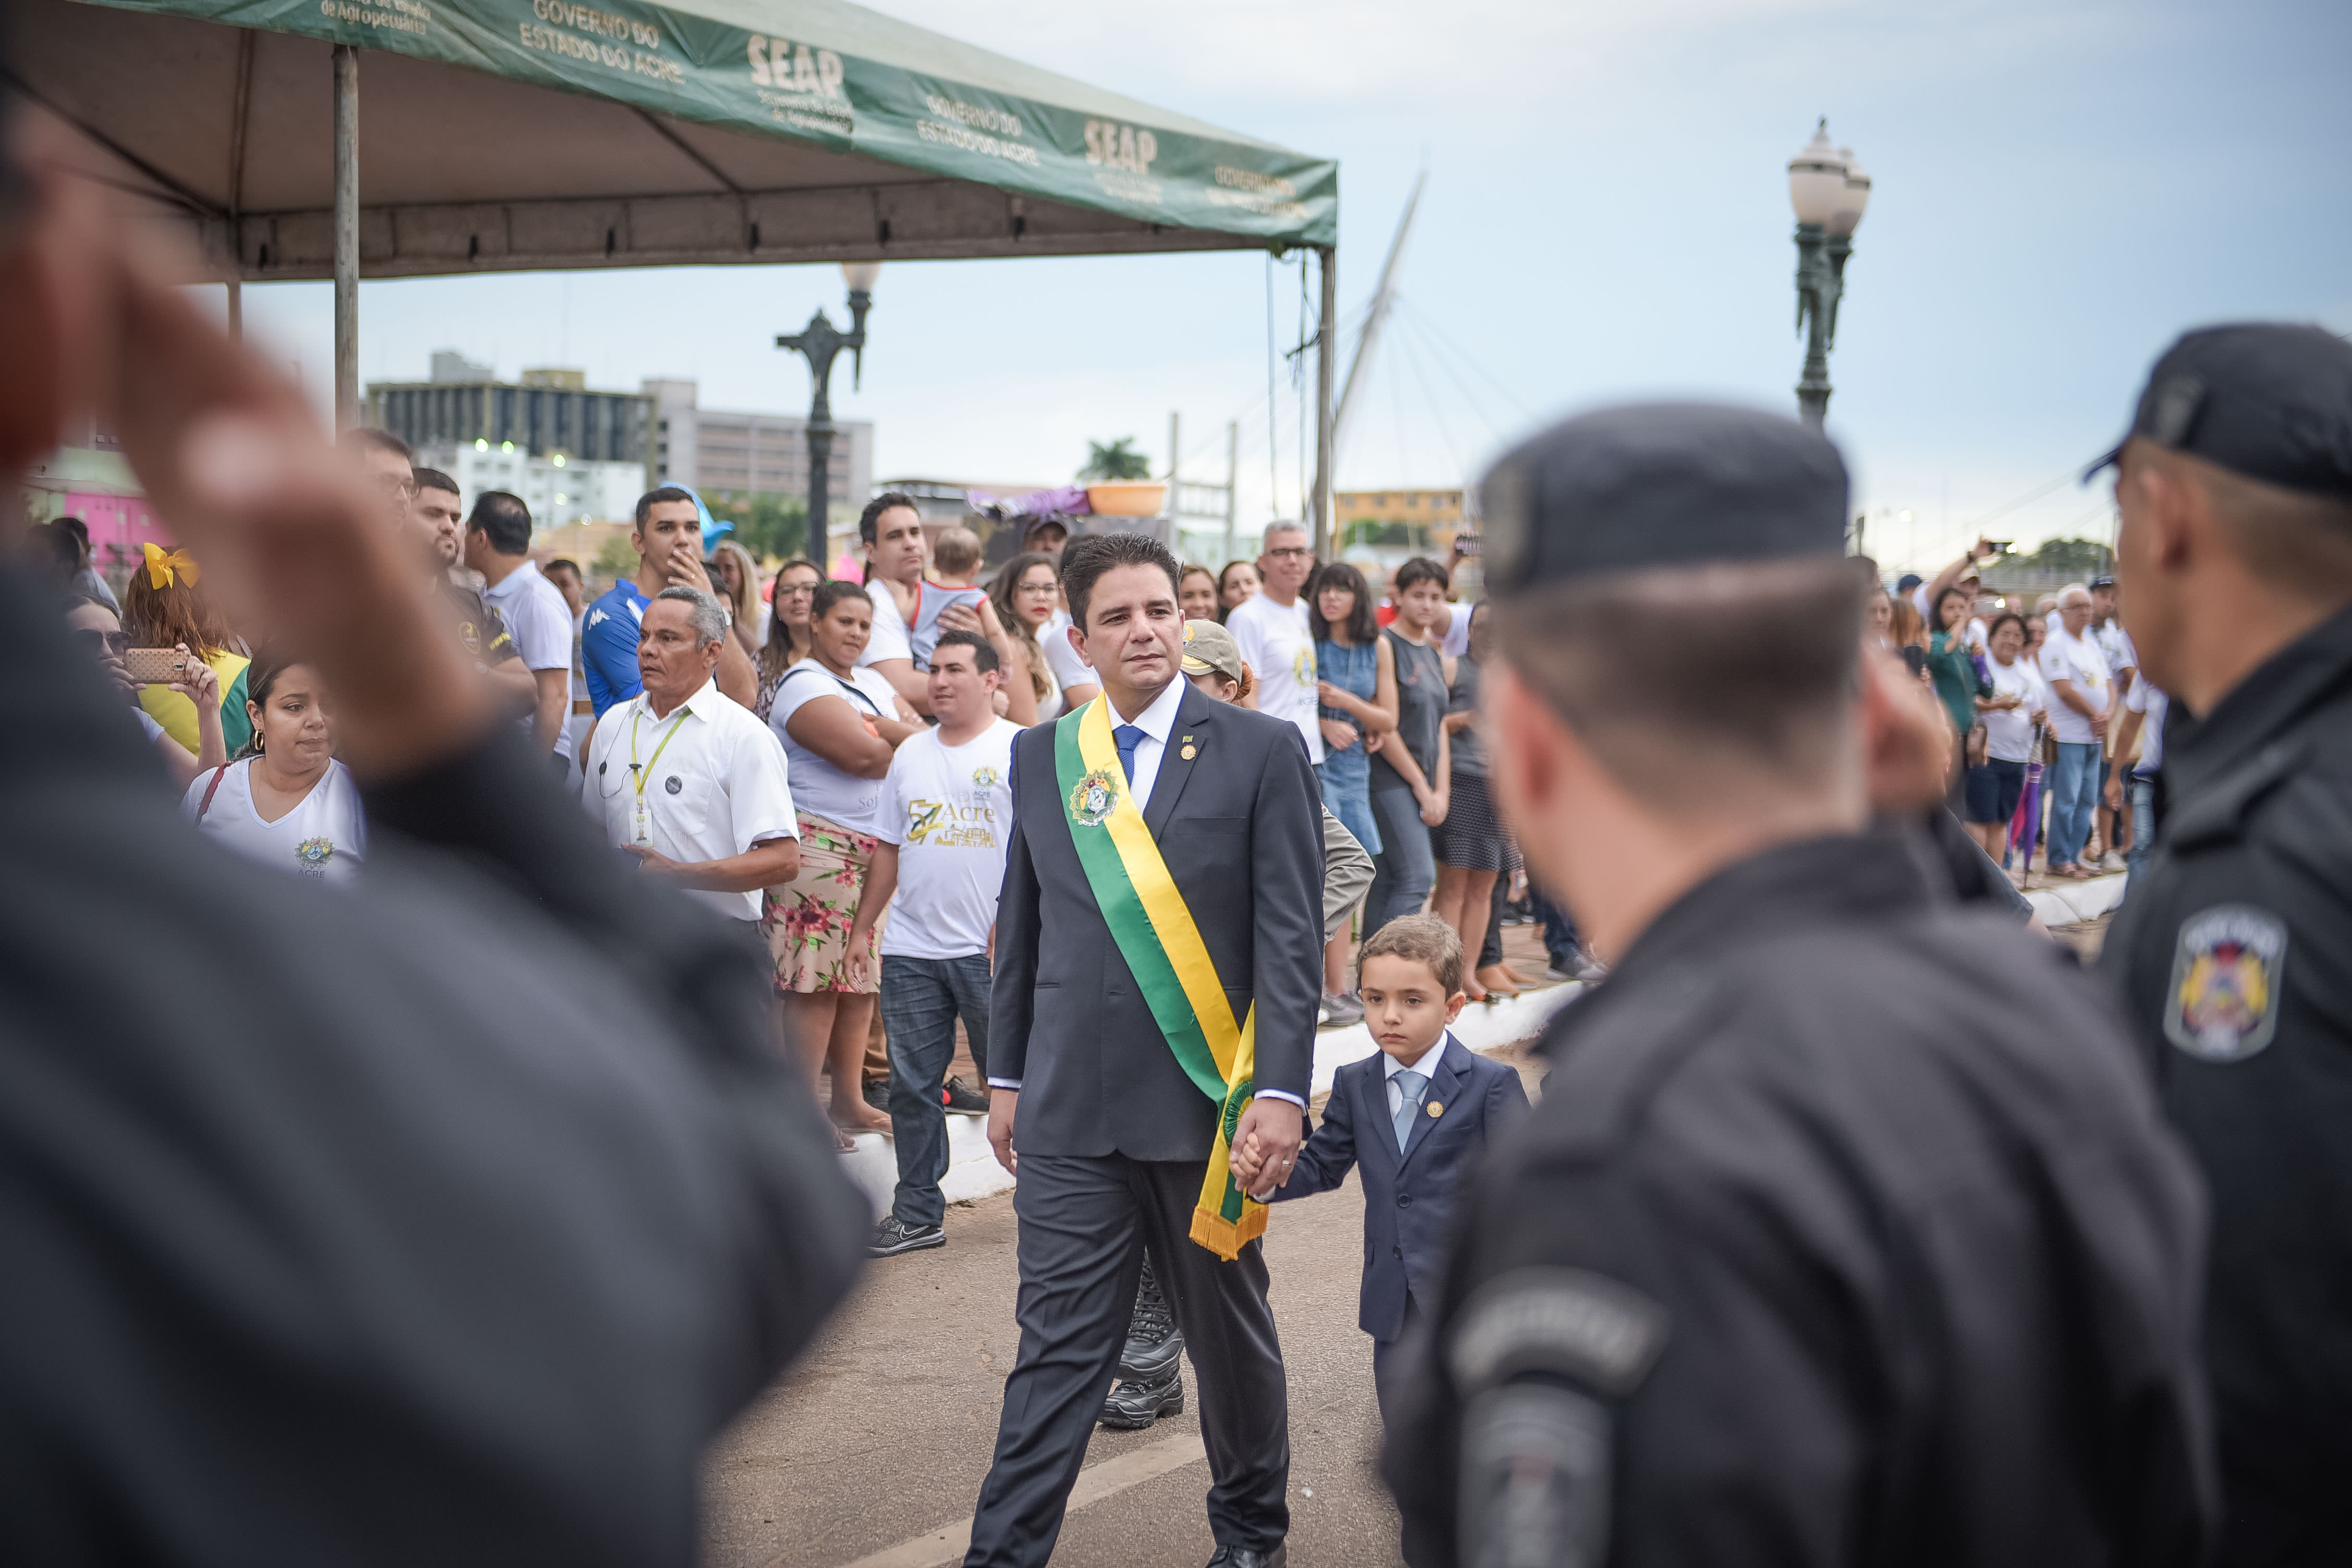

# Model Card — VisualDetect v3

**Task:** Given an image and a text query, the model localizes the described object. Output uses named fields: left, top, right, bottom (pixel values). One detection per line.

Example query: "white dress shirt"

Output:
left=991, top=675, right=1303, bottom=1110
left=1105, top=673, right=1187, bottom=810
left=585, top=677, right=799, bottom=921
left=1382, top=1032, right=1454, bottom=1120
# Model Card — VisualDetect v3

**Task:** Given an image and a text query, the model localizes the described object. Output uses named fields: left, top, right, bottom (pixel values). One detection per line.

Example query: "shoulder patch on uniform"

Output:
left=2165, top=904, right=2287, bottom=1063
left=1448, top=1267, right=1669, bottom=1397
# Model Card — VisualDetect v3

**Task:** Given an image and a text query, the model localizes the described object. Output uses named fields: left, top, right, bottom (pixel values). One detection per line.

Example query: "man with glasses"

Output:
left=1224, top=522, right=1324, bottom=769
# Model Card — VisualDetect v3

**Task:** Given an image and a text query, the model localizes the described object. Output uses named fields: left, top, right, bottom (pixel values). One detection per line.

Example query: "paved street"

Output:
left=704, top=1032, right=1551, bottom=1568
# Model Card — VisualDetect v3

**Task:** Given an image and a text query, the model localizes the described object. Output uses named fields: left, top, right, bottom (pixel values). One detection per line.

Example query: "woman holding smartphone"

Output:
left=125, top=544, right=252, bottom=756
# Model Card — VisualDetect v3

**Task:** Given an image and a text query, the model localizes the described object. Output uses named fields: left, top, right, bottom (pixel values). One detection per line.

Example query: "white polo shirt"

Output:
left=585, top=677, right=799, bottom=920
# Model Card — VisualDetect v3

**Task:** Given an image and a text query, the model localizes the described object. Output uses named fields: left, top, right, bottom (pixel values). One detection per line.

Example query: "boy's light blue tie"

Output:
left=1392, top=1069, right=1426, bottom=1152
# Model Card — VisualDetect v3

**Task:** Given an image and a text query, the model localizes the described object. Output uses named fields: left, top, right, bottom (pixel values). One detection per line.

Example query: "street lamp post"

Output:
left=777, top=262, right=880, bottom=556
left=1787, top=120, right=1870, bottom=430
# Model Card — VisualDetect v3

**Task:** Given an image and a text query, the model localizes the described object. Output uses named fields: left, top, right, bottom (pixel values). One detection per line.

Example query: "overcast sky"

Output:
left=230, top=0, right=2350, bottom=571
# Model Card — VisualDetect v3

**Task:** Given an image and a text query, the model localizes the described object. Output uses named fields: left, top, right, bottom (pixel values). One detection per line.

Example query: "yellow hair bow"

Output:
left=143, top=542, right=200, bottom=590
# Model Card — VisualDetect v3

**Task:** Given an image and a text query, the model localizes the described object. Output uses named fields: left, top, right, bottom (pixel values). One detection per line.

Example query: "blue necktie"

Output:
left=1113, top=724, right=1145, bottom=787
left=1391, top=1069, right=1426, bottom=1152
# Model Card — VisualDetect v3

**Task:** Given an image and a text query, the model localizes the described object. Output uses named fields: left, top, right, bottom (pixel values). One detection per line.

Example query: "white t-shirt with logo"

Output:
left=184, top=757, right=367, bottom=883
left=873, top=719, right=1021, bottom=960
left=1225, top=591, right=1324, bottom=764
left=1981, top=655, right=2047, bottom=764
left=767, top=660, right=903, bottom=834
left=2039, top=627, right=2113, bottom=746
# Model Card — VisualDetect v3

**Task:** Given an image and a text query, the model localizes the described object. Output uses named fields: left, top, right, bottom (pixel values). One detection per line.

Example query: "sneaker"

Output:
left=1545, top=947, right=1609, bottom=985
left=1319, top=991, right=1366, bottom=1027
left=943, top=1075, right=990, bottom=1116
left=867, top=1215, right=945, bottom=1258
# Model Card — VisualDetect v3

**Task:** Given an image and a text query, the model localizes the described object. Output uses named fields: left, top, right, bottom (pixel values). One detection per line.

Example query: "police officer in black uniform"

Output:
left=1382, top=402, right=2215, bottom=1568
left=2094, top=324, right=2352, bottom=1567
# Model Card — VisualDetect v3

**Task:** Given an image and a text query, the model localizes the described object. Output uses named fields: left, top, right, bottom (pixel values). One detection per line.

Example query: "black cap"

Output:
left=2086, top=324, right=2352, bottom=498
left=2088, top=573, right=2116, bottom=591
left=1477, top=403, right=1849, bottom=596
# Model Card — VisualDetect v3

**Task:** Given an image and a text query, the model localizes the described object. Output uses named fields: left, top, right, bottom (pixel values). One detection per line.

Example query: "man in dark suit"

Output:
left=971, top=531, right=1325, bottom=1568
left=1268, top=913, right=1529, bottom=1426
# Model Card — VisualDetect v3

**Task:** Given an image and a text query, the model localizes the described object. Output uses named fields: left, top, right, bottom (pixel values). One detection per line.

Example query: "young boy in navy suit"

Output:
left=1257, top=913, right=1530, bottom=1424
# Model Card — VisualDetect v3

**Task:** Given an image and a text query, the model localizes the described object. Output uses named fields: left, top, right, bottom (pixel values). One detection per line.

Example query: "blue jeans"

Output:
left=2127, top=775, right=2155, bottom=887
left=879, top=952, right=993, bottom=1229
left=1364, top=786, right=1435, bottom=935
left=1539, top=893, right=1581, bottom=971
left=2047, top=741, right=2102, bottom=869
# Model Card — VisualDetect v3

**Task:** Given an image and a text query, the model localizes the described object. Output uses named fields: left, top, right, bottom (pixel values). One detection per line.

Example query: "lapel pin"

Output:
left=1181, top=744, right=1196, bottom=760
left=1427, top=1100, right=1444, bottom=1118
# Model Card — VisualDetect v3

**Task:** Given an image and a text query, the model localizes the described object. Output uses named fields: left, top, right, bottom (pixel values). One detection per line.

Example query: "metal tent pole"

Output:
left=1223, top=419, right=1238, bottom=565
left=1312, top=245, right=1337, bottom=559
left=332, top=44, right=359, bottom=430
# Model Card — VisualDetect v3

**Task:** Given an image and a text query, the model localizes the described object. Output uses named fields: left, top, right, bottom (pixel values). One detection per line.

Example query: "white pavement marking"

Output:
left=797, top=1432, right=1210, bottom=1568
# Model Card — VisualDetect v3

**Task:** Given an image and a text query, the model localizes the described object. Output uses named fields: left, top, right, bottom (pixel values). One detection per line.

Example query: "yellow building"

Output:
left=1333, top=487, right=1465, bottom=557
left=1336, top=487, right=1463, bottom=524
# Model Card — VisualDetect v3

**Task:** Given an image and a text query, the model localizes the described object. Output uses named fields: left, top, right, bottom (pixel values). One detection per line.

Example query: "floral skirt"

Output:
left=761, top=812, right=885, bottom=995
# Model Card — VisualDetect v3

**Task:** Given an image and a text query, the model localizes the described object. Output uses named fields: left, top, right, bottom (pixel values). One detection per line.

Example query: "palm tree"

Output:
left=1077, top=437, right=1152, bottom=482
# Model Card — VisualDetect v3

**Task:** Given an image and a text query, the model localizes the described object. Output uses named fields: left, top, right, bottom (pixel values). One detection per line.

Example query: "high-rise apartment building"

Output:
left=644, top=379, right=873, bottom=523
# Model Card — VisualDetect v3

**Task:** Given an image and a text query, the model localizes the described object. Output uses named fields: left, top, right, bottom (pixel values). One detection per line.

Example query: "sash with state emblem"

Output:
left=1055, top=694, right=1267, bottom=1259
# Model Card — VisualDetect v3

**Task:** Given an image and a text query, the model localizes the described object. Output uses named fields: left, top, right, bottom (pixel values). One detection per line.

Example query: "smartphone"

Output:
left=124, top=647, right=190, bottom=686
left=1900, top=644, right=1928, bottom=679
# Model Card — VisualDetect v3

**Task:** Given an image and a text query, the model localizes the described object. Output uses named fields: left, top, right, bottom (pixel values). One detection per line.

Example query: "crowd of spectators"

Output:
left=1868, top=540, right=2154, bottom=886
left=36, top=446, right=2159, bottom=1257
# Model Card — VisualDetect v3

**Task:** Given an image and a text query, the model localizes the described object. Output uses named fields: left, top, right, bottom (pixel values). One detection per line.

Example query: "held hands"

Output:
left=2104, top=774, right=2125, bottom=811
left=844, top=936, right=876, bottom=991
left=1231, top=1097, right=1303, bottom=1200
left=1319, top=718, right=1359, bottom=754
left=1420, top=790, right=1449, bottom=827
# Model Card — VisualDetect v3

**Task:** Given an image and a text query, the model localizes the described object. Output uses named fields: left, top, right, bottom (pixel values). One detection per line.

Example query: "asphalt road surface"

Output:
left=704, top=1038, right=1551, bottom=1568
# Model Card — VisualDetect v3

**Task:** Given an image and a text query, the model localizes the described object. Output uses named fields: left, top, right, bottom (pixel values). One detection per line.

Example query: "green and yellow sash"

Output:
left=1055, top=695, right=1267, bottom=1259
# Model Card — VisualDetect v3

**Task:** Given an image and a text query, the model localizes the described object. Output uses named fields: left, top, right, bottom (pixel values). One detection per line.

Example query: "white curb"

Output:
left=2024, top=869, right=2129, bottom=927
left=838, top=979, right=1586, bottom=1218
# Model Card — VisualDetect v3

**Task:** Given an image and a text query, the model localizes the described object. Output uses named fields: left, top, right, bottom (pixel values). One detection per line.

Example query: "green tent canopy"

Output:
left=15, top=0, right=1338, bottom=277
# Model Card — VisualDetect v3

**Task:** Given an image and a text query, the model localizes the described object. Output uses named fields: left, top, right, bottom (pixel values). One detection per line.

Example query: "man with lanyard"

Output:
left=582, top=485, right=756, bottom=719
left=2097, top=323, right=2352, bottom=1567
left=1385, top=403, right=2210, bottom=1568
left=584, top=586, right=799, bottom=929
left=970, top=532, right=1323, bottom=1568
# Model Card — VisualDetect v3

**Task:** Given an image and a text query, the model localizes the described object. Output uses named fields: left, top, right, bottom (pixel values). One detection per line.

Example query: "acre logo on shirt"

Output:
left=905, top=796, right=1000, bottom=849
